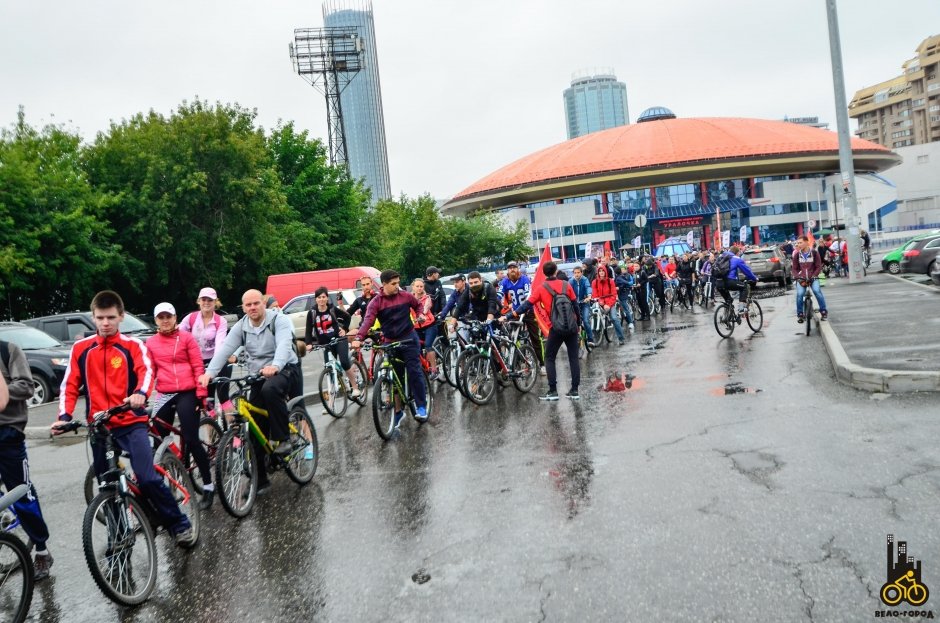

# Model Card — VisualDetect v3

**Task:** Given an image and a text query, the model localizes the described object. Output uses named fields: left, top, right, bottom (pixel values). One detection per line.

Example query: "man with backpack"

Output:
left=713, top=246, right=758, bottom=313
left=0, top=340, right=54, bottom=580
left=506, top=261, right=581, bottom=401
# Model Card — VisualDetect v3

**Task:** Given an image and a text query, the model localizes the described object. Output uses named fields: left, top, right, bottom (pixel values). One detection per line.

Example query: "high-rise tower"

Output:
left=323, top=0, right=391, bottom=203
left=563, top=69, right=629, bottom=140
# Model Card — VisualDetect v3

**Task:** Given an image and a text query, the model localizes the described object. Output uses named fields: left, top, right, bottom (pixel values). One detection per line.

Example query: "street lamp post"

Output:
left=825, top=0, right=864, bottom=283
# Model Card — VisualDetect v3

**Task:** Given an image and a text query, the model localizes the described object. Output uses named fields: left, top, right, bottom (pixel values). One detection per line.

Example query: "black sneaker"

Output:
left=565, top=390, right=580, bottom=400
left=199, top=489, right=214, bottom=511
left=797, top=314, right=805, bottom=323
left=174, top=527, right=196, bottom=548
left=539, top=390, right=559, bottom=401
left=820, top=311, right=828, bottom=321
left=33, top=552, right=53, bottom=581
left=256, top=481, right=272, bottom=496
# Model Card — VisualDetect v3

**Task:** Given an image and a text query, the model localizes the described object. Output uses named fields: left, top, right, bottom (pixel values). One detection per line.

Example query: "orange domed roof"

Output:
left=446, top=117, right=898, bottom=213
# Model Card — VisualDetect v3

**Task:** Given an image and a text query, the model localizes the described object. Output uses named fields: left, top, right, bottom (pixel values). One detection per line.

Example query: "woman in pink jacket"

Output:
left=148, top=302, right=214, bottom=510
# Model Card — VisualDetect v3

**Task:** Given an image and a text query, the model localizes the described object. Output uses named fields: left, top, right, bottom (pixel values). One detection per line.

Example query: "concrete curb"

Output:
left=819, top=313, right=940, bottom=393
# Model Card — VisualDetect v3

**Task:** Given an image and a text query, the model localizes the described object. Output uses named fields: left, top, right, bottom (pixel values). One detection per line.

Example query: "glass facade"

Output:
left=564, top=73, right=629, bottom=139
left=324, top=1, right=392, bottom=203
left=532, top=221, right=613, bottom=241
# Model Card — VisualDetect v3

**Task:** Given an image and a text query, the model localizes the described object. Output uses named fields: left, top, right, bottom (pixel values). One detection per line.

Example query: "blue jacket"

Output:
left=727, top=253, right=758, bottom=281
left=568, top=275, right=592, bottom=303
left=614, top=273, right=634, bottom=298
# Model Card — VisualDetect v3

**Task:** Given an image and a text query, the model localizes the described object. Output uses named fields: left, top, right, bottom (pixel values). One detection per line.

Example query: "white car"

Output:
left=282, top=289, right=359, bottom=339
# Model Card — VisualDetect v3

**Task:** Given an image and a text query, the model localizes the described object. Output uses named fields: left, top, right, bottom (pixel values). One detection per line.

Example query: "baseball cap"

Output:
left=153, top=302, right=176, bottom=317
left=454, top=273, right=466, bottom=281
left=506, top=261, right=519, bottom=268
left=198, top=287, right=217, bottom=300
left=426, top=266, right=441, bottom=277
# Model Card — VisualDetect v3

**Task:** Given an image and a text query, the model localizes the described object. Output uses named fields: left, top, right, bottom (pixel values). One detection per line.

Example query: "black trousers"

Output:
left=0, top=426, right=50, bottom=549
left=154, top=390, right=212, bottom=486
left=637, top=285, right=650, bottom=317
left=523, top=312, right=545, bottom=365
left=544, top=329, right=580, bottom=392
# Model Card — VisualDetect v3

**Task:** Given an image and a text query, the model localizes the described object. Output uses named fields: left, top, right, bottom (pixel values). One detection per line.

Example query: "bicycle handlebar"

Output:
left=52, top=403, right=135, bottom=435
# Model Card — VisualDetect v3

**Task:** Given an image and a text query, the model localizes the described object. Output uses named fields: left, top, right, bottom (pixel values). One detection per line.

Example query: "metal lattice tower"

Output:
left=290, top=27, right=363, bottom=168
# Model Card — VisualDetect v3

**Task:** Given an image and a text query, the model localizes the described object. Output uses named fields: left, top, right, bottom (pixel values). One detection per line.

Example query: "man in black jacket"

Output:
left=455, top=272, right=499, bottom=322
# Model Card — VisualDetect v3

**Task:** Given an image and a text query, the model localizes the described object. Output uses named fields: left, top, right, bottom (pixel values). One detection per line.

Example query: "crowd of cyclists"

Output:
left=0, top=234, right=846, bottom=614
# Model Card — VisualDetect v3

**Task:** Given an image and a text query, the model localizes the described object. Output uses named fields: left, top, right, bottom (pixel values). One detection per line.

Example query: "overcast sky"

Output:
left=2, top=1, right=938, bottom=201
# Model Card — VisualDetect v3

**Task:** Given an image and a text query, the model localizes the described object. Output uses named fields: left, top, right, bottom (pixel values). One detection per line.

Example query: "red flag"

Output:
left=530, top=243, right=553, bottom=337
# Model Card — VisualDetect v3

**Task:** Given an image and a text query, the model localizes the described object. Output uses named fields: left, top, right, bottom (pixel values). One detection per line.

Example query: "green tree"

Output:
left=0, top=109, right=121, bottom=318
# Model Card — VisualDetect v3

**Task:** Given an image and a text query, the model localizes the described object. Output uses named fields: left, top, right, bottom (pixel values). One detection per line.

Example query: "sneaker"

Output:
left=415, top=406, right=428, bottom=423
left=428, top=371, right=439, bottom=382
left=174, top=527, right=196, bottom=548
left=256, top=480, right=272, bottom=496
left=820, top=310, right=828, bottom=321
left=737, top=304, right=747, bottom=314
left=33, top=552, right=53, bottom=581
left=539, top=367, right=547, bottom=377
left=618, top=339, right=625, bottom=346
left=393, top=411, right=404, bottom=429
left=797, top=314, right=805, bottom=324
left=273, top=440, right=292, bottom=457
left=565, top=389, right=580, bottom=400
left=586, top=341, right=596, bottom=348
left=199, top=489, right=214, bottom=511
left=628, top=323, right=635, bottom=331
left=539, top=390, right=559, bottom=401
left=349, top=388, right=362, bottom=399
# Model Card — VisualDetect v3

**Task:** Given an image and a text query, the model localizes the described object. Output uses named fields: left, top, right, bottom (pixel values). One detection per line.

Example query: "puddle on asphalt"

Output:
left=603, top=373, right=637, bottom=392
left=710, top=383, right=762, bottom=396
left=656, top=324, right=696, bottom=333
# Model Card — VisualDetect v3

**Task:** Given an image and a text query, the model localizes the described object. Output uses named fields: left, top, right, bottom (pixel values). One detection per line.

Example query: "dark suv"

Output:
left=899, top=234, right=940, bottom=276
left=742, top=246, right=792, bottom=287
left=0, top=322, right=71, bottom=406
left=23, top=311, right=155, bottom=345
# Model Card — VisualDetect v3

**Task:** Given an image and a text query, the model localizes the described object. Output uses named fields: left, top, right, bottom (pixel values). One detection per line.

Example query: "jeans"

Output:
left=0, top=426, right=50, bottom=549
left=579, top=304, right=594, bottom=341
left=796, top=279, right=827, bottom=315
left=607, top=304, right=625, bottom=340
left=618, top=295, right=635, bottom=325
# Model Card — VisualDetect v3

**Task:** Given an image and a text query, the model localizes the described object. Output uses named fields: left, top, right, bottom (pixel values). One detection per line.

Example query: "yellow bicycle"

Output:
left=881, top=570, right=929, bottom=606
left=213, top=375, right=318, bottom=518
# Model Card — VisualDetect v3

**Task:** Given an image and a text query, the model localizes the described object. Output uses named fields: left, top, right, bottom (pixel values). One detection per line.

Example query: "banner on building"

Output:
left=739, top=225, right=748, bottom=243
left=722, top=230, right=731, bottom=247
left=686, top=231, right=694, bottom=247
left=632, top=235, right=642, bottom=249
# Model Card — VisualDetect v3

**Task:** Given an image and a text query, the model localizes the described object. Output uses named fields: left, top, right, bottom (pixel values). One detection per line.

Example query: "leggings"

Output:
left=154, top=390, right=212, bottom=486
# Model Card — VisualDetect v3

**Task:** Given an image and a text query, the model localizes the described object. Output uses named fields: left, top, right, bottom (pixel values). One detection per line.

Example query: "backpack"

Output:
left=187, top=312, right=223, bottom=332
left=240, top=313, right=306, bottom=358
left=543, top=282, right=579, bottom=335
left=712, top=253, right=732, bottom=279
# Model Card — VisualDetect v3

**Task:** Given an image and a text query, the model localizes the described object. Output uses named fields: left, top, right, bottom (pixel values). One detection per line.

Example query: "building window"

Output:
left=913, top=98, right=926, bottom=106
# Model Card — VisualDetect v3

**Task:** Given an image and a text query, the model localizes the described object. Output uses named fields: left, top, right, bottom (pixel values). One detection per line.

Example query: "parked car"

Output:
left=0, top=322, right=71, bottom=406
left=23, top=311, right=155, bottom=345
left=742, top=246, right=792, bottom=287
left=281, top=289, right=358, bottom=338
left=899, top=234, right=940, bottom=276
left=881, top=230, right=940, bottom=275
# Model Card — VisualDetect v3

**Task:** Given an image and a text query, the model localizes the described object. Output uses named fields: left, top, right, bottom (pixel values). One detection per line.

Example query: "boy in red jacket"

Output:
left=51, top=291, right=195, bottom=546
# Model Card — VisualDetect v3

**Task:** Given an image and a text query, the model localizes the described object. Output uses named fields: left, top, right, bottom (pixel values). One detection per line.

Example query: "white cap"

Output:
left=153, top=302, right=176, bottom=317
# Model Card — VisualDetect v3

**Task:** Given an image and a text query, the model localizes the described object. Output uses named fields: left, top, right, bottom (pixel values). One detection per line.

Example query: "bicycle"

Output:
left=713, top=291, right=763, bottom=338
left=462, top=319, right=539, bottom=405
left=371, top=341, right=433, bottom=440
left=799, top=278, right=816, bottom=337
left=881, top=570, right=929, bottom=606
left=697, top=277, right=714, bottom=309
left=663, top=280, right=676, bottom=312
left=312, top=337, right=367, bottom=418
left=56, top=404, right=199, bottom=606
left=589, top=300, right=614, bottom=344
left=0, top=485, right=33, bottom=623
left=212, top=375, right=318, bottom=518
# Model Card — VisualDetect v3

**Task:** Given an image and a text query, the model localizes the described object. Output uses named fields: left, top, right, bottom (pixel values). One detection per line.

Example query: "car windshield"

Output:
left=0, top=326, right=64, bottom=350
left=120, top=314, right=152, bottom=333
left=745, top=251, right=776, bottom=260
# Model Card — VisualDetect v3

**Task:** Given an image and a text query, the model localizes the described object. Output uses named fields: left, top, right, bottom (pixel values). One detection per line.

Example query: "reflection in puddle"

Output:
left=603, top=373, right=641, bottom=392
left=710, top=383, right=762, bottom=396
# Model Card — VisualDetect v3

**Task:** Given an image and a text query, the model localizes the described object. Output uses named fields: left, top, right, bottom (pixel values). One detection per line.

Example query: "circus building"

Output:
left=442, top=107, right=901, bottom=259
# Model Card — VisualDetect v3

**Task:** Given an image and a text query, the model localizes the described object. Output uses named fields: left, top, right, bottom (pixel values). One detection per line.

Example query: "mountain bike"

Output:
left=371, top=341, right=433, bottom=440
left=663, top=280, right=677, bottom=312
left=713, top=292, right=763, bottom=339
left=800, top=278, right=816, bottom=336
left=462, top=319, right=539, bottom=405
left=697, top=277, right=714, bottom=309
left=56, top=404, right=200, bottom=606
left=0, top=485, right=33, bottom=623
left=312, top=337, right=367, bottom=418
left=212, top=375, right=318, bottom=518
left=589, top=299, right=614, bottom=344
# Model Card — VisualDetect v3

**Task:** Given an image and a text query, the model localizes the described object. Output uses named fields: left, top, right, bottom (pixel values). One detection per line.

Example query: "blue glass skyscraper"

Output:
left=323, top=0, right=391, bottom=202
left=564, top=70, right=629, bottom=139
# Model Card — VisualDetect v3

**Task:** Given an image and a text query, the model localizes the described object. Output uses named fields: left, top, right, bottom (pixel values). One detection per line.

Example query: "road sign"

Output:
left=634, top=214, right=647, bottom=228
left=808, top=219, right=816, bottom=228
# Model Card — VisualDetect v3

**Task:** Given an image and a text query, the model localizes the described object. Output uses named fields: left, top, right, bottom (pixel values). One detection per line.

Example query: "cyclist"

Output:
left=698, top=252, right=715, bottom=305
left=663, top=257, right=679, bottom=291
left=613, top=266, right=636, bottom=330
left=1, top=338, right=54, bottom=579
left=676, top=253, right=696, bottom=307
left=455, top=271, right=499, bottom=323
left=715, top=247, right=758, bottom=314
left=179, top=286, right=231, bottom=410
left=591, top=264, right=626, bottom=345
left=507, top=261, right=580, bottom=401
left=791, top=235, right=829, bottom=322
left=199, top=289, right=301, bottom=494
left=51, top=290, right=194, bottom=545
left=639, top=256, right=666, bottom=316
left=351, top=270, right=428, bottom=425
left=569, top=266, right=594, bottom=346
left=491, top=269, right=505, bottom=292
left=497, top=261, right=544, bottom=366
left=438, top=273, right=467, bottom=319
left=305, top=286, right=361, bottom=398
left=410, top=278, right=440, bottom=380
left=347, top=276, right=378, bottom=319
left=148, top=302, right=215, bottom=510
left=581, top=258, right=597, bottom=283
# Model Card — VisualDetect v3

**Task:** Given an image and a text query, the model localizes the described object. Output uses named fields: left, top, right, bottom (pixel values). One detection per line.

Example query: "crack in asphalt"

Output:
left=696, top=496, right=737, bottom=521
left=643, top=416, right=763, bottom=460
left=712, top=448, right=784, bottom=492
left=818, top=462, right=940, bottom=521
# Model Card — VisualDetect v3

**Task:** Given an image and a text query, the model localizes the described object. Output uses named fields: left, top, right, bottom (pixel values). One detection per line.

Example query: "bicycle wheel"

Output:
left=455, top=349, right=475, bottom=398
left=82, top=490, right=157, bottom=606
left=350, top=361, right=368, bottom=406
left=318, top=365, right=348, bottom=418
left=804, top=296, right=814, bottom=337
left=745, top=300, right=763, bottom=333
left=214, top=426, right=257, bottom=519
left=713, top=304, right=735, bottom=338
left=83, top=464, right=97, bottom=506
left=284, top=406, right=318, bottom=484
left=158, top=453, right=199, bottom=548
left=0, top=532, right=33, bottom=623
left=602, top=317, right=613, bottom=343
left=443, top=342, right=460, bottom=388
left=511, top=343, right=539, bottom=393
left=372, top=372, right=397, bottom=441
left=495, top=343, right=512, bottom=388
left=187, top=417, right=223, bottom=495
left=464, top=353, right=497, bottom=405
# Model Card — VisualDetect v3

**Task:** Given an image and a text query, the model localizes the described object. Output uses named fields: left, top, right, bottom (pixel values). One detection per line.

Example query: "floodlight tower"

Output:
left=290, top=27, right=363, bottom=169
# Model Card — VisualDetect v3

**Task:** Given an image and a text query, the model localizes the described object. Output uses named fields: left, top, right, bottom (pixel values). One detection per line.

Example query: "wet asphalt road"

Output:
left=17, top=287, right=940, bottom=622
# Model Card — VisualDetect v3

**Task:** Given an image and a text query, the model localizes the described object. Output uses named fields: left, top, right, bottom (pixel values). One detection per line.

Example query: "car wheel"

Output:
left=887, top=261, right=901, bottom=275
left=29, top=373, right=51, bottom=406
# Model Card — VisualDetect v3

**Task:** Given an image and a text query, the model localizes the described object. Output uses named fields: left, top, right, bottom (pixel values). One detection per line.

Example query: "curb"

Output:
left=818, top=313, right=940, bottom=393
